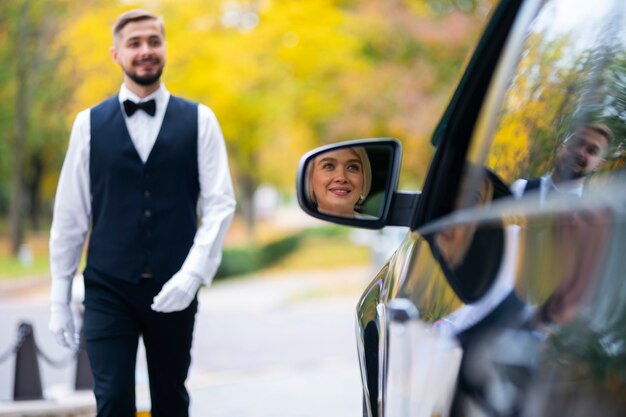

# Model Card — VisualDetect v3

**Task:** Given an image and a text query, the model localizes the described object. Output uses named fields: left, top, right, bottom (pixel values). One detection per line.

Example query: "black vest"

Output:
left=523, top=178, right=541, bottom=194
left=87, top=95, right=199, bottom=284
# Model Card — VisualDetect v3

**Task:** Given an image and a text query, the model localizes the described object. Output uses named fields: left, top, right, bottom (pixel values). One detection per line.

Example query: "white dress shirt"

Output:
left=510, top=173, right=583, bottom=201
left=49, top=83, right=236, bottom=287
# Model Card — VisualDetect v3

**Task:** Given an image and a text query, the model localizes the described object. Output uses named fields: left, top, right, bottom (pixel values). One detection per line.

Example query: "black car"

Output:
left=296, top=0, right=626, bottom=416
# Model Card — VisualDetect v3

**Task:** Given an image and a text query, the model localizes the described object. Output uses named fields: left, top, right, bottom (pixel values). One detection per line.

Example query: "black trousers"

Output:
left=82, top=267, right=198, bottom=417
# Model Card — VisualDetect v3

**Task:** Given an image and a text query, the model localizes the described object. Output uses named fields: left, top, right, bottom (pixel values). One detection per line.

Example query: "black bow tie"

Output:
left=123, top=99, right=156, bottom=117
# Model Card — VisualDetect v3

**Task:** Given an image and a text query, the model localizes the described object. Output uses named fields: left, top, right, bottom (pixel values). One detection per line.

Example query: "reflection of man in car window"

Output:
left=511, top=123, right=613, bottom=200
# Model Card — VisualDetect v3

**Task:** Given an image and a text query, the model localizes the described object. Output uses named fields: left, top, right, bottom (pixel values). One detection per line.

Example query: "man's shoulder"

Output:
left=169, top=96, right=218, bottom=121
left=169, top=95, right=199, bottom=107
left=168, top=95, right=204, bottom=117
left=90, top=95, right=119, bottom=112
left=523, top=177, right=541, bottom=191
left=510, top=177, right=541, bottom=199
left=169, top=94, right=217, bottom=111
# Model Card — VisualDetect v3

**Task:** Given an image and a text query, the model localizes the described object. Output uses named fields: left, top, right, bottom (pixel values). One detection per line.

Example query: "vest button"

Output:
left=144, top=190, right=151, bottom=198
left=144, top=210, right=152, bottom=218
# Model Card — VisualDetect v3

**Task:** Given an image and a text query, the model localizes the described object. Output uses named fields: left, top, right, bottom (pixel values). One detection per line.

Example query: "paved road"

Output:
left=0, top=266, right=374, bottom=417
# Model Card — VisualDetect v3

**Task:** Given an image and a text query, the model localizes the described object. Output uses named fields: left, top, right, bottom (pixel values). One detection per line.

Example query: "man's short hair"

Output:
left=584, top=123, right=614, bottom=148
left=112, top=9, right=165, bottom=43
left=562, top=122, right=614, bottom=156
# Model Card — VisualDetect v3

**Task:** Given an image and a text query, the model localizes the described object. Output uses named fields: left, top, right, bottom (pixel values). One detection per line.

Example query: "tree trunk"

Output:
left=27, top=153, right=43, bottom=231
left=9, top=2, right=30, bottom=256
left=238, top=174, right=257, bottom=244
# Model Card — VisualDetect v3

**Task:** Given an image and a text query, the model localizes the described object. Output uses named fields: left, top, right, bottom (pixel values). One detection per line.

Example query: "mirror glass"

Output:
left=302, top=143, right=395, bottom=220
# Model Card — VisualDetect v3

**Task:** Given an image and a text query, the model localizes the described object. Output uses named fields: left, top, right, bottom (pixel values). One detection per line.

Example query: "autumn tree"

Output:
left=165, top=0, right=374, bottom=237
left=59, top=0, right=369, bottom=239
left=0, top=0, right=74, bottom=254
left=55, top=0, right=496, bottom=241
left=324, top=0, right=495, bottom=189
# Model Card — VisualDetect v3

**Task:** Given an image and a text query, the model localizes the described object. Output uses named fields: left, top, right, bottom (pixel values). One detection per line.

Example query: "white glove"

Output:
left=48, top=276, right=79, bottom=351
left=151, top=271, right=202, bottom=313
left=49, top=302, right=79, bottom=351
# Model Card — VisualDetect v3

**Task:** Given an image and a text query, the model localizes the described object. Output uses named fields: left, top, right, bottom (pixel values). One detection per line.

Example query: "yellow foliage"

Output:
left=488, top=116, right=530, bottom=183
left=54, top=0, right=491, bottom=203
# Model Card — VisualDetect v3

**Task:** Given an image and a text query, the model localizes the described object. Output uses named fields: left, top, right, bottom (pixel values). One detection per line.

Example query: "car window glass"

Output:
left=395, top=2, right=625, bottom=414
left=424, top=0, right=624, bottom=307
left=484, top=0, right=625, bottom=309
left=483, top=0, right=625, bottom=190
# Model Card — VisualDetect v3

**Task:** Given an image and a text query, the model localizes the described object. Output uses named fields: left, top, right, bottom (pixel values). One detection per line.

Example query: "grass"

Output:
left=0, top=256, right=50, bottom=280
left=0, top=232, right=51, bottom=280
left=264, top=235, right=370, bottom=273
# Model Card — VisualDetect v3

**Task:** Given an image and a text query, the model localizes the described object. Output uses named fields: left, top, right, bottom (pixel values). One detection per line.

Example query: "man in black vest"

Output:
left=511, top=123, right=613, bottom=201
left=48, top=9, right=236, bottom=417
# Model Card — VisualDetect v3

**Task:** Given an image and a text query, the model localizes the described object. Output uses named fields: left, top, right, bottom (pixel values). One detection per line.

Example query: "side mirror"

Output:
left=296, top=138, right=413, bottom=228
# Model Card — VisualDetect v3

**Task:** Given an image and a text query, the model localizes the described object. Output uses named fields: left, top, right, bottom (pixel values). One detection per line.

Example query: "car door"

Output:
left=383, top=0, right=626, bottom=416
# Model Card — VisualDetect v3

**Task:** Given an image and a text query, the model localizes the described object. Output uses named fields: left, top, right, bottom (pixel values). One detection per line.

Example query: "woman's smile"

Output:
left=328, top=185, right=353, bottom=196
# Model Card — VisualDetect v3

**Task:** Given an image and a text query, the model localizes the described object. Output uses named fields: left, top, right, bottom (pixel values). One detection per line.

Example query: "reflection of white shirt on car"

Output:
left=510, top=173, right=583, bottom=202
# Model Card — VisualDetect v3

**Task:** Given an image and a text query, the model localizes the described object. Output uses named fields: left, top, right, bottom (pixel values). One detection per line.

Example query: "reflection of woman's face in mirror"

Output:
left=309, top=148, right=370, bottom=217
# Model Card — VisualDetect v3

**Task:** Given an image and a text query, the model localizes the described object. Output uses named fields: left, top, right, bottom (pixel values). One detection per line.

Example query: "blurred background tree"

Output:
left=0, top=0, right=494, bottom=266
left=0, top=0, right=78, bottom=256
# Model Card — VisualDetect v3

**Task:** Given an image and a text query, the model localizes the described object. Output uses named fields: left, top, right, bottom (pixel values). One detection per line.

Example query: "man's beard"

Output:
left=568, top=170, right=586, bottom=180
left=555, top=162, right=586, bottom=181
left=125, top=67, right=163, bottom=86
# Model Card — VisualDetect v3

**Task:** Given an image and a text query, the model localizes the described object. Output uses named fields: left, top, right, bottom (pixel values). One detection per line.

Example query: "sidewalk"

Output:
left=0, top=276, right=51, bottom=300
left=0, top=266, right=373, bottom=417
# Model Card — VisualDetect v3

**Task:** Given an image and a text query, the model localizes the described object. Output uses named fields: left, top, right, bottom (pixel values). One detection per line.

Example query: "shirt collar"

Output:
left=118, top=83, right=170, bottom=107
left=542, top=173, right=584, bottom=197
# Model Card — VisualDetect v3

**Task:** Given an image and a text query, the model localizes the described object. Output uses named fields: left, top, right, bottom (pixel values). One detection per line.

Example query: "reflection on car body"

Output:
left=296, top=0, right=626, bottom=416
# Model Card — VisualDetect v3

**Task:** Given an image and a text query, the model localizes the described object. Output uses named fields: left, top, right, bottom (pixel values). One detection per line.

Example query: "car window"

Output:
left=391, top=1, right=625, bottom=415
left=413, top=0, right=527, bottom=228
left=467, top=0, right=625, bottom=195
left=462, top=0, right=623, bottom=294
left=404, top=0, right=625, bottom=318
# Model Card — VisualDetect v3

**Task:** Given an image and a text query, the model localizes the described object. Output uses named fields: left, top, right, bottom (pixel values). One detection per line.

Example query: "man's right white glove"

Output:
left=48, top=276, right=79, bottom=351
left=49, top=303, right=79, bottom=351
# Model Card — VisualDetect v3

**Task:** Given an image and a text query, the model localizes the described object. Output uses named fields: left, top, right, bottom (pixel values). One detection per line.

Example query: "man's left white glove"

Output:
left=151, top=271, right=202, bottom=313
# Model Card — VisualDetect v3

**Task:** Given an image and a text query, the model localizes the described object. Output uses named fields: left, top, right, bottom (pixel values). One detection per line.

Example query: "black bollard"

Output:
left=74, top=333, right=93, bottom=390
left=13, top=322, right=43, bottom=400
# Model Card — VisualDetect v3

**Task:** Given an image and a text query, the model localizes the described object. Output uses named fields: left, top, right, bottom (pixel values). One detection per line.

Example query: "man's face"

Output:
left=554, top=127, right=608, bottom=181
left=110, top=19, right=166, bottom=88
